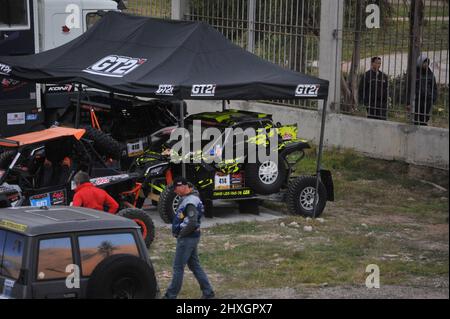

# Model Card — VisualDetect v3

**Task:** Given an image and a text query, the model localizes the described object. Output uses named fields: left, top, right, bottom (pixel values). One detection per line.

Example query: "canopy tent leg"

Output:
left=180, top=100, right=186, bottom=178
left=75, top=84, right=83, bottom=129
left=312, top=97, right=328, bottom=218
left=222, top=100, right=226, bottom=111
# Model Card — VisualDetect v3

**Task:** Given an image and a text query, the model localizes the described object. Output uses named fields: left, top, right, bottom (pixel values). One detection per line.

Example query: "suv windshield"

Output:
left=0, top=229, right=25, bottom=280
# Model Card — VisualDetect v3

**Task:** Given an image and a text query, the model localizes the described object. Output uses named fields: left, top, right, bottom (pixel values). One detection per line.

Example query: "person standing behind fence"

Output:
left=407, top=55, right=438, bottom=126
left=358, top=57, right=389, bottom=120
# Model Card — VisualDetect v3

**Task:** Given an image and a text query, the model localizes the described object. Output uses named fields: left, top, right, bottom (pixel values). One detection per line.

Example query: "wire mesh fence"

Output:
left=122, top=0, right=448, bottom=127
left=340, top=0, right=449, bottom=127
left=124, top=0, right=172, bottom=18
left=187, top=0, right=322, bottom=110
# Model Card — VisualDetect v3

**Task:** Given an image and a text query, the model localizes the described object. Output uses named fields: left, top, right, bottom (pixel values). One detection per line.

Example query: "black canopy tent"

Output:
left=0, top=12, right=330, bottom=217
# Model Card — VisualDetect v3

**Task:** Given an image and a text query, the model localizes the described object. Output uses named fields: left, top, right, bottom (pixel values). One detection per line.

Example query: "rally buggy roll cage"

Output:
left=67, top=80, right=330, bottom=218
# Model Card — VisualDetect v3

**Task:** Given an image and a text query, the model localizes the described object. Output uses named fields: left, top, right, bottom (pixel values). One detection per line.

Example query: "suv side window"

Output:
left=37, top=237, right=73, bottom=281
left=0, top=230, right=25, bottom=280
left=78, top=233, right=139, bottom=277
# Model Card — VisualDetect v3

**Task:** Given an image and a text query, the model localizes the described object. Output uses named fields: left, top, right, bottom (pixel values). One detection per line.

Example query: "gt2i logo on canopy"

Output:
left=83, top=55, right=147, bottom=78
left=295, top=84, right=320, bottom=97
left=156, top=84, right=174, bottom=96
left=191, top=84, right=216, bottom=97
left=0, top=63, right=12, bottom=75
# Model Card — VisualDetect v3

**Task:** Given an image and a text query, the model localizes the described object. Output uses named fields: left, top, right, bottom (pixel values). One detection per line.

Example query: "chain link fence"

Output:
left=186, top=0, right=321, bottom=109
left=124, top=0, right=171, bottom=18
left=122, top=0, right=448, bottom=128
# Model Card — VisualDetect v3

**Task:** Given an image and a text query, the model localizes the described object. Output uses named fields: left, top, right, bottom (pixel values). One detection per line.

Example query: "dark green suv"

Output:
left=0, top=206, right=158, bottom=299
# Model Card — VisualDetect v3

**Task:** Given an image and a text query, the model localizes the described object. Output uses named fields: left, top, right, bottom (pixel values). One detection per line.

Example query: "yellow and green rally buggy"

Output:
left=130, top=109, right=334, bottom=223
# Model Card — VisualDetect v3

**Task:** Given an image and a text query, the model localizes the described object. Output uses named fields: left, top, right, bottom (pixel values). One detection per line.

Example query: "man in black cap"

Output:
left=163, top=177, right=215, bottom=299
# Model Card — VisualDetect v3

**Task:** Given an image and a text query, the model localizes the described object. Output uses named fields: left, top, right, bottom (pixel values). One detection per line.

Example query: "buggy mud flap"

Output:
left=319, top=170, right=334, bottom=201
left=279, top=141, right=311, bottom=158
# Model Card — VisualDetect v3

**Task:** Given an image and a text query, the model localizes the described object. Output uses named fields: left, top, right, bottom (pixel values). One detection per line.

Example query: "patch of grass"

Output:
left=150, top=148, right=448, bottom=298
left=396, top=201, right=449, bottom=222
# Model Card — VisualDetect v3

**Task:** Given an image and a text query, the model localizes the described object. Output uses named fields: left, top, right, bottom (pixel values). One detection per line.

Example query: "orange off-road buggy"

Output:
left=0, top=126, right=154, bottom=247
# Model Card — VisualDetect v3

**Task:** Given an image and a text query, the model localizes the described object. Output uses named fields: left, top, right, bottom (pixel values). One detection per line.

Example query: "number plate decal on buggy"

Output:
left=214, top=173, right=230, bottom=190
left=30, top=193, right=51, bottom=207
left=127, top=139, right=144, bottom=157
left=30, top=190, right=67, bottom=207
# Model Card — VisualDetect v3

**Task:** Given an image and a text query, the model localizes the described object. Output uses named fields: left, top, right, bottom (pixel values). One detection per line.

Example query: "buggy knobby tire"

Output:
left=0, top=150, right=16, bottom=169
left=86, top=254, right=157, bottom=299
left=157, top=184, right=181, bottom=224
left=286, top=176, right=327, bottom=217
left=117, top=208, right=155, bottom=248
left=81, top=126, right=122, bottom=160
left=245, top=156, right=287, bottom=195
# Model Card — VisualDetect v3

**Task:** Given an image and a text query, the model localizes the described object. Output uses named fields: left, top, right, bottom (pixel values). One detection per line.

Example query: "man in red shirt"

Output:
left=72, top=171, right=119, bottom=213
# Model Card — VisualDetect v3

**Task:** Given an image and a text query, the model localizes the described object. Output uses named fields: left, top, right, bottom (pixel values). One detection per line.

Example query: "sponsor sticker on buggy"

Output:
left=90, top=177, right=111, bottom=186
left=191, top=84, right=216, bottom=97
left=26, top=114, right=38, bottom=121
left=156, top=84, right=174, bottom=96
left=295, top=84, right=320, bottom=97
left=212, top=188, right=253, bottom=199
left=7, top=112, right=25, bottom=125
left=90, top=174, right=130, bottom=186
left=30, top=190, right=67, bottom=207
left=30, top=193, right=51, bottom=207
left=0, top=63, right=12, bottom=75
left=0, top=279, right=15, bottom=299
left=83, top=55, right=147, bottom=77
left=46, top=84, right=74, bottom=93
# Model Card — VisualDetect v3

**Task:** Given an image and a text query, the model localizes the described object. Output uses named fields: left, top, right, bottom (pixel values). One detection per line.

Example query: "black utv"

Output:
left=131, top=109, right=334, bottom=223
left=0, top=126, right=155, bottom=247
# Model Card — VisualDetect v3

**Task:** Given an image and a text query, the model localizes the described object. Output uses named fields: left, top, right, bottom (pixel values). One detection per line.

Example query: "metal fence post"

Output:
left=408, top=0, right=421, bottom=124
left=247, top=0, right=256, bottom=53
left=319, top=0, right=344, bottom=113
left=171, top=0, right=189, bottom=20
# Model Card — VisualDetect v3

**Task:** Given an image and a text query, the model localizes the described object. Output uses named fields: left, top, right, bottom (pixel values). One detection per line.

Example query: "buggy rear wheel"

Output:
left=81, top=126, right=123, bottom=160
left=117, top=208, right=155, bottom=248
left=0, top=150, right=15, bottom=169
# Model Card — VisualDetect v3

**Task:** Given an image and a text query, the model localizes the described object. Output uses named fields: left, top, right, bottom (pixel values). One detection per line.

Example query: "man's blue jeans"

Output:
left=165, top=236, right=214, bottom=299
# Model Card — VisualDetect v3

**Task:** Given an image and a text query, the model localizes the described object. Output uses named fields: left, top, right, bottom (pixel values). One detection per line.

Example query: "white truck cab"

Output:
left=0, top=0, right=119, bottom=137
left=37, top=0, right=119, bottom=52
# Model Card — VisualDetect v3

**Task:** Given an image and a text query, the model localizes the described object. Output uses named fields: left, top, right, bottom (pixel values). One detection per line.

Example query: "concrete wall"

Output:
left=185, top=100, right=449, bottom=170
